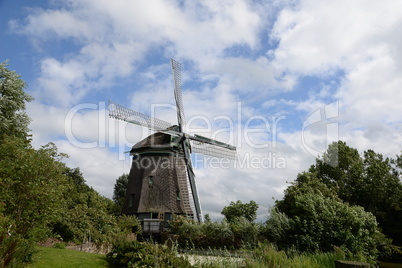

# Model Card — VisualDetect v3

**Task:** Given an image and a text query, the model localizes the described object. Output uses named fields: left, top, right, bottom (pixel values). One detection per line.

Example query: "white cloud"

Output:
left=13, top=0, right=271, bottom=107
left=14, top=9, right=91, bottom=40
left=271, top=0, right=402, bottom=158
left=10, top=0, right=402, bottom=219
left=271, top=0, right=402, bottom=75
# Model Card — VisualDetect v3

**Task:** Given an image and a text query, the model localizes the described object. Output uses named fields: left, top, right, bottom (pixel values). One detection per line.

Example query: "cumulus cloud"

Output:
left=9, top=0, right=402, bottom=218
left=271, top=0, right=402, bottom=157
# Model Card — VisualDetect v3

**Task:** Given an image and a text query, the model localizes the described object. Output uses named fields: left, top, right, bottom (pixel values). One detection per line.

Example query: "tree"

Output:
left=0, top=139, right=68, bottom=237
left=266, top=174, right=379, bottom=262
left=64, top=167, right=90, bottom=192
left=221, top=200, right=258, bottom=223
left=0, top=62, right=125, bottom=265
left=113, top=174, right=129, bottom=213
left=52, top=166, right=118, bottom=243
left=0, top=61, right=33, bottom=141
left=309, top=141, right=402, bottom=246
left=0, top=138, right=69, bottom=266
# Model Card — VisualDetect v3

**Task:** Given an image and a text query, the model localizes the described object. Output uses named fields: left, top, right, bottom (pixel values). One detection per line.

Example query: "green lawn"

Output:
left=27, top=246, right=109, bottom=268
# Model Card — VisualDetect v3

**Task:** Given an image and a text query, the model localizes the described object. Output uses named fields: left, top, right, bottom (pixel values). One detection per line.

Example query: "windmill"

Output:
left=108, top=59, right=236, bottom=225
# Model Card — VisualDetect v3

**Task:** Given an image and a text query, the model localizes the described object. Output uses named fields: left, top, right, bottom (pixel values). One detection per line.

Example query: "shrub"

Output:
left=201, top=220, right=234, bottom=249
left=53, top=243, right=66, bottom=249
left=265, top=192, right=379, bottom=262
left=230, top=217, right=260, bottom=249
left=172, top=216, right=262, bottom=250
left=107, top=238, right=191, bottom=267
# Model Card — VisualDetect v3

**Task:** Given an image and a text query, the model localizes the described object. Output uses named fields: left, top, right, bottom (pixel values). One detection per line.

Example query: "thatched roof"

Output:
left=130, top=132, right=182, bottom=154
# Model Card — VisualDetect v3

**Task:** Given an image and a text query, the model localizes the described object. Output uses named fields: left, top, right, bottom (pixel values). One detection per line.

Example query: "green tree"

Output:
left=266, top=175, right=379, bottom=262
left=0, top=139, right=68, bottom=238
left=221, top=200, right=258, bottom=223
left=0, top=61, right=33, bottom=141
left=310, top=141, right=402, bottom=246
left=113, top=173, right=129, bottom=213
left=0, top=138, right=69, bottom=266
left=52, top=167, right=118, bottom=243
left=64, top=167, right=90, bottom=193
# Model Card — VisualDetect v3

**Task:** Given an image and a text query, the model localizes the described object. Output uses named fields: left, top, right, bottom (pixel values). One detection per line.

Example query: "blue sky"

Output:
left=1, top=0, right=402, bottom=220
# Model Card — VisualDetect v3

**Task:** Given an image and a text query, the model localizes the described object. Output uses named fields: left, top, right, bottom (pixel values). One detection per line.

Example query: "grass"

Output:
left=26, top=246, right=109, bottom=268
left=243, top=244, right=348, bottom=268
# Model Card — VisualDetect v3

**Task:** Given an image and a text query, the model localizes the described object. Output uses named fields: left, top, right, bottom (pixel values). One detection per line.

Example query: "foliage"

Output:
left=171, top=216, right=235, bottom=249
left=113, top=173, right=129, bottom=214
left=0, top=232, right=35, bottom=268
left=221, top=200, right=258, bottom=223
left=0, top=138, right=68, bottom=238
left=53, top=243, right=66, bottom=249
left=266, top=175, right=380, bottom=262
left=230, top=217, right=260, bottom=249
left=51, top=167, right=125, bottom=245
left=117, top=214, right=142, bottom=235
left=0, top=137, right=70, bottom=266
left=107, top=238, right=191, bottom=267
left=0, top=61, right=33, bottom=141
left=170, top=214, right=260, bottom=250
left=262, top=208, right=291, bottom=251
left=0, top=62, right=134, bottom=266
left=310, top=141, right=402, bottom=246
left=176, top=218, right=204, bottom=249
left=374, top=232, right=402, bottom=262
left=275, top=172, right=339, bottom=215
left=52, top=195, right=116, bottom=244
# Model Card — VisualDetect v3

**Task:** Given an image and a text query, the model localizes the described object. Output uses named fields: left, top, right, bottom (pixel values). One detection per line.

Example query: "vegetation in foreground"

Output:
left=27, top=243, right=355, bottom=268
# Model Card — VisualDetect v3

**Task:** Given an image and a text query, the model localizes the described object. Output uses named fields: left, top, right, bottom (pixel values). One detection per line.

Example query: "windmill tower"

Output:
left=109, top=59, right=236, bottom=225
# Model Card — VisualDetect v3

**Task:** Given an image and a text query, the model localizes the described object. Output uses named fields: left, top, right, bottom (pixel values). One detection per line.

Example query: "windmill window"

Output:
left=176, top=191, right=181, bottom=201
left=129, top=194, right=135, bottom=208
left=148, top=176, right=154, bottom=185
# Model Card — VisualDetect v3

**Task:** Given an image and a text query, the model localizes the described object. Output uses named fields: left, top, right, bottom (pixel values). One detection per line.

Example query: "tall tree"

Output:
left=0, top=140, right=68, bottom=236
left=0, top=61, right=33, bottom=141
left=309, top=141, right=402, bottom=245
left=113, top=174, right=129, bottom=213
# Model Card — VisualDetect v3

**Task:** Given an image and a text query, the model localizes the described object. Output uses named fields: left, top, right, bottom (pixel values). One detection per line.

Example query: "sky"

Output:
left=1, top=0, right=402, bottom=221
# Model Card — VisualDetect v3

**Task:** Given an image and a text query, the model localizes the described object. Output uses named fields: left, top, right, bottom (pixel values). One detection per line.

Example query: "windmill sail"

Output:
left=108, top=100, right=172, bottom=131
left=171, top=59, right=186, bottom=130
left=181, top=140, right=203, bottom=222
left=171, top=59, right=203, bottom=222
left=190, top=139, right=237, bottom=160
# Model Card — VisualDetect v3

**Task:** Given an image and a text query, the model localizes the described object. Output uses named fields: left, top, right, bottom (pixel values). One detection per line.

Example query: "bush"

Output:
left=375, top=232, right=402, bottom=261
left=175, top=219, right=202, bottom=248
left=53, top=243, right=66, bottom=249
left=265, top=192, right=379, bottom=262
left=171, top=216, right=261, bottom=250
left=107, top=238, right=191, bottom=267
left=230, top=217, right=260, bottom=249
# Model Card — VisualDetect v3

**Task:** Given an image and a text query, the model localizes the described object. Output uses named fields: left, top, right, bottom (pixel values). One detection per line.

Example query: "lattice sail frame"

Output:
left=171, top=59, right=186, bottom=130
left=191, top=140, right=237, bottom=160
left=108, top=100, right=172, bottom=131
